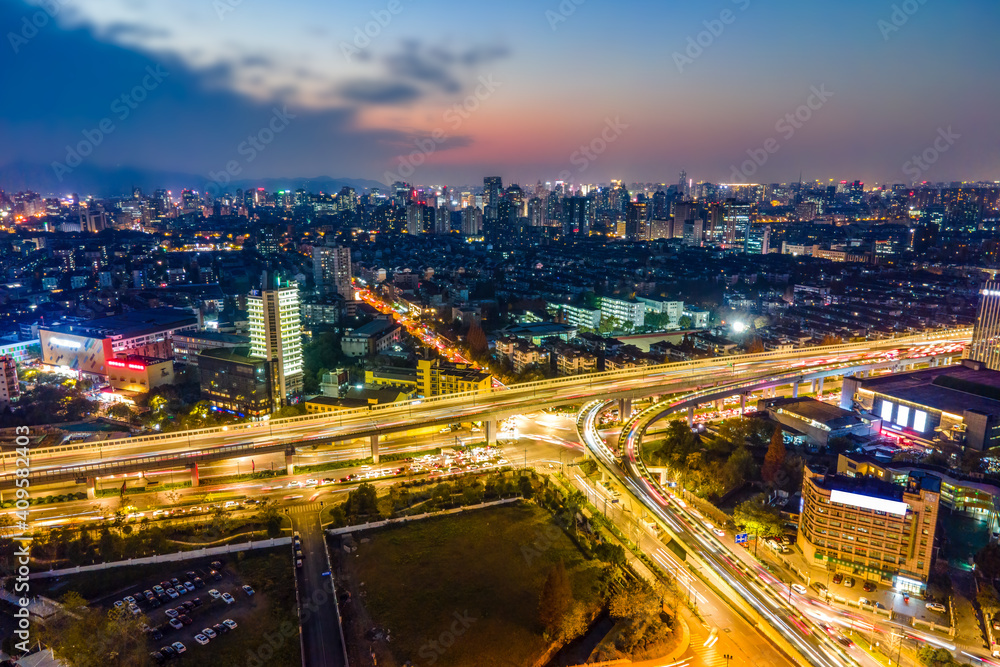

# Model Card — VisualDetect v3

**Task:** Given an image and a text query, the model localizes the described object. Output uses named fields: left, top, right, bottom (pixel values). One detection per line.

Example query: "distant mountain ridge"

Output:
left=0, top=161, right=385, bottom=198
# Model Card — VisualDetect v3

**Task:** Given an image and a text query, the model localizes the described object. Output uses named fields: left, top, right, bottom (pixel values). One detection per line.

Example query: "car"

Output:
left=221, top=593, right=235, bottom=605
left=992, top=614, right=1000, bottom=631
left=165, top=608, right=181, bottom=619
left=858, top=597, right=871, bottom=606
left=194, top=634, right=210, bottom=646
left=191, top=597, right=203, bottom=607
left=181, top=601, right=195, bottom=611
left=242, top=585, right=254, bottom=596
left=213, top=623, right=228, bottom=635
left=211, top=571, right=223, bottom=582
left=150, top=629, right=164, bottom=641
left=926, top=602, right=947, bottom=614
left=150, top=651, right=165, bottom=663
left=832, top=573, right=844, bottom=585
left=185, top=571, right=197, bottom=580
left=223, top=619, right=238, bottom=630
left=170, top=577, right=181, bottom=586
left=114, top=600, right=125, bottom=609
left=193, top=577, right=205, bottom=589
left=171, top=641, right=186, bottom=654
left=843, top=577, right=856, bottom=588
left=169, top=618, right=184, bottom=630
left=144, top=590, right=155, bottom=599
left=296, top=558, right=303, bottom=569
left=202, top=627, right=217, bottom=639
left=791, top=583, right=807, bottom=595
left=836, top=636, right=853, bottom=648
left=160, top=646, right=176, bottom=658
left=812, top=582, right=828, bottom=594
left=211, top=560, right=223, bottom=570
left=873, top=601, right=886, bottom=609
left=153, top=585, right=165, bottom=595
left=128, top=603, right=141, bottom=616
left=179, top=615, right=193, bottom=626
left=165, top=588, right=179, bottom=599
left=159, top=581, right=172, bottom=590
left=124, top=596, right=136, bottom=604
left=713, top=528, right=725, bottom=537
left=149, top=598, right=162, bottom=608
left=295, top=550, right=303, bottom=559
left=208, top=589, right=222, bottom=599
left=863, top=581, right=876, bottom=592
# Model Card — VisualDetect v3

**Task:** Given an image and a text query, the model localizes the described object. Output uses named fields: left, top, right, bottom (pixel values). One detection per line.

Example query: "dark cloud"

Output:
left=385, top=42, right=461, bottom=93
left=339, top=80, right=422, bottom=105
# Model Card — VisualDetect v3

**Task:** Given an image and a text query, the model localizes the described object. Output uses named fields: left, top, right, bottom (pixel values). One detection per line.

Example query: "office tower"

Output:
left=678, top=170, right=688, bottom=200
left=527, top=197, right=544, bottom=227
left=723, top=200, right=753, bottom=247
left=625, top=201, right=649, bottom=240
left=504, top=184, right=525, bottom=216
left=969, top=281, right=1000, bottom=371
left=563, top=196, right=592, bottom=235
left=406, top=202, right=422, bottom=234
left=249, top=274, right=303, bottom=404
left=484, top=176, right=502, bottom=223
left=313, top=245, right=353, bottom=298
left=652, top=190, right=668, bottom=219
left=258, top=226, right=281, bottom=255
left=745, top=224, right=771, bottom=254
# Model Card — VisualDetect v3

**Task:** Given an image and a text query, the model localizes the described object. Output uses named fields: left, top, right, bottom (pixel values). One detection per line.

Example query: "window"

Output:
left=913, top=410, right=927, bottom=432
left=896, top=405, right=909, bottom=428
left=881, top=401, right=894, bottom=421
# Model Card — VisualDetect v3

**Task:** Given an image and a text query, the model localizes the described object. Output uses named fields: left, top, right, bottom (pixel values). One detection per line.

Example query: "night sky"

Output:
left=2, top=0, right=998, bottom=190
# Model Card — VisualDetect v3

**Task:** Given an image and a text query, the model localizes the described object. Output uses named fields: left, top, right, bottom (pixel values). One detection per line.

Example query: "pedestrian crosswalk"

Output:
left=686, top=624, right=734, bottom=667
left=287, top=502, right=324, bottom=515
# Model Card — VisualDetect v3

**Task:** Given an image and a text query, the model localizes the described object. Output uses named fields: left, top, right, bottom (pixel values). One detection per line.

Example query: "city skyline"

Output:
left=2, top=0, right=998, bottom=193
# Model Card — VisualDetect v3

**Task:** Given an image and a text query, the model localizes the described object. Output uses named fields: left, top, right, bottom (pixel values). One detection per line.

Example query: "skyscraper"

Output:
left=969, top=281, right=1000, bottom=371
left=483, top=176, right=502, bottom=223
left=249, top=274, right=303, bottom=404
left=312, top=245, right=353, bottom=298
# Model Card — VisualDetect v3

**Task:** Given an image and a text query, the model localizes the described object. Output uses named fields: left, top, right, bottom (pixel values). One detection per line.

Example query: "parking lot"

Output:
left=94, top=557, right=261, bottom=663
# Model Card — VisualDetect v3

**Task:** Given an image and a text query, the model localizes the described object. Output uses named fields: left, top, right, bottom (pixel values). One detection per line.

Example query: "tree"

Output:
left=256, top=499, right=283, bottom=537
left=42, top=601, right=150, bottom=666
left=744, top=337, right=765, bottom=354
left=466, top=323, right=488, bottom=358
left=106, top=403, right=134, bottom=422
left=976, top=543, right=1000, bottom=581
left=733, top=496, right=784, bottom=541
left=761, top=428, right=787, bottom=485
left=723, top=446, right=758, bottom=489
left=678, top=315, right=693, bottom=329
left=978, top=583, right=1000, bottom=613
left=538, top=561, right=573, bottom=634
left=344, top=482, right=379, bottom=516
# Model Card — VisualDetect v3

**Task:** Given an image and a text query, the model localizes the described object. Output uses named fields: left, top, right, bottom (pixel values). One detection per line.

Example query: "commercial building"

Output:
left=758, top=397, right=878, bottom=448
left=172, top=331, right=248, bottom=367
left=363, top=359, right=492, bottom=397
left=0, top=340, right=38, bottom=365
left=304, top=387, right=407, bottom=414
left=39, top=308, right=198, bottom=376
left=341, top=319, right=402, bottom=358
left=599, top=297, right=645, bottom=328
left=798, top=464, right=939, bottom=593
left=559, top=304, right=602, bottom=331
left=198, top=346, right=277, bottom=417
left=842, top=359, right=1000, bottom=451
left=106, top=355, right=175, bottom=393
left=969, top=280, right=1000, bottom=370
left=248, top=277, right=303, bottom=403
left=0, top=355, right=19, bottom=409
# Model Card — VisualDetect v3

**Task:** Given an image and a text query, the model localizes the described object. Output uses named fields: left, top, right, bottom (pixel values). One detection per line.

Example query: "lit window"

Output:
left=881, top=401, right=893, bottom=421
left=913, top=410, right=927, bottom=432
left=896, top=405, right=909, bottom=428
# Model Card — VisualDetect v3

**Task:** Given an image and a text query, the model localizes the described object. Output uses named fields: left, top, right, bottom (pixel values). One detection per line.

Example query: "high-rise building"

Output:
left=563, top=196, right=592, bottom=235
left=0, top=355, right=19, bottom=410
left=313, top=245, right=353, bottom=299
left=249, top=274, right=303, bottom=403
left=723, top=200, right=753, bottom=247
left=461, top=206, right=483, bottom=237
left=744, top=223, right=771, bottom=255
left=625, top=201, right=649, bottom=240
left=483, top=176, right=502, bottom=223
left=969, top=281, right=1000, bottom=370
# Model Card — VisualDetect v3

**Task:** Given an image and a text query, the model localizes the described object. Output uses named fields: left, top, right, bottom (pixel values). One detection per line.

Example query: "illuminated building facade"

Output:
left=249, top=277, right=303, bottom=403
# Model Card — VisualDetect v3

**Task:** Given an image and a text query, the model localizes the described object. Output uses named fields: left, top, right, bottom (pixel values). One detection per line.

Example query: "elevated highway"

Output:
left=2, top=328, right=969, bottom=491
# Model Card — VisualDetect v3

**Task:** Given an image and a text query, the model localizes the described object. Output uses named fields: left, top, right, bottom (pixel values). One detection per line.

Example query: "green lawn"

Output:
left=345, top=502, right=605, bottom=667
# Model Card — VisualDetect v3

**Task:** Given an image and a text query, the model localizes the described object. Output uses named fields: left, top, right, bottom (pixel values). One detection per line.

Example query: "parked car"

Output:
left=208, top=589, right=222, bottom=600
left=150, top=651, right=165, bottom=664
left=242, top=585, right=254, bottom=596
left=194, top=634, right=209, bottom=646
left=202, top=627, right=217, bottom=639
left=169, top=618, right=184, bottom=630
left=193, top=577, right=205, bottom=589
left=165, top=588, right=179, bottom=599
left=159, top=646, right=176, bottom=658
left=812, top=582, right=828, bottom=595
left=858, top=597, right=871, bottom=606
left=926, top=602, right=947, bottom=614
left=296, top=558, right=303, bottom=569
left=791, top=583, right=807, bottom=595
left=832, top=574, right=844, bottom=585
left=863, top=581, right=876, bottom=592
left=165, top=609, right=180, bottom=619
left=843, top=577, right=856, bottom=588
left=179, top=615, right=194, bottom=626
left=992, top=614, right=1000, bottom=631
left=221, top=593, right=235, bottom=605
left=213, top=623, right=228, bottom=635
left=223, top=619, right=238, bottom=630
left=171, top=641, right=186, bottom=654
left=191, top=597, right=203, bottom=607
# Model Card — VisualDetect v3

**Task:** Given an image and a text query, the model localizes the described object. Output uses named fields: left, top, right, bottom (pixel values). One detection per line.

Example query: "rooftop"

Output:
left=764, top=397, right=862, bottom=429
left=41, top=308, right=197, bottom=340
left=859, top=361, right=1000, bottom=417
left=198, top=346, right=265, bottom=365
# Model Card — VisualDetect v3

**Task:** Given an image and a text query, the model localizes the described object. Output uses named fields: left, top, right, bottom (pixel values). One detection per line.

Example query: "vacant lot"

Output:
left=335, top=502, right=605, bottom=667
left=38, top=548, right=300, bottom=667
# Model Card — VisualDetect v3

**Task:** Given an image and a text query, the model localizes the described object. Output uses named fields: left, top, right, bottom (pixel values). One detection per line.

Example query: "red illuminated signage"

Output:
left=108, top=360, right=126, bottom=368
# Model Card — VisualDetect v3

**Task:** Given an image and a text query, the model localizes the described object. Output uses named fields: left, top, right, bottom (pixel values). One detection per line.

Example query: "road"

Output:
left=290, top=506, right=346, bottom=667
left=1, top=330, right=969, bottom=490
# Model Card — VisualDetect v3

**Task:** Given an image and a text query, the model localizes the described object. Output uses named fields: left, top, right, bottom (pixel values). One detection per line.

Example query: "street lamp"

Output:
left=723, top=654, right=733, bottom=667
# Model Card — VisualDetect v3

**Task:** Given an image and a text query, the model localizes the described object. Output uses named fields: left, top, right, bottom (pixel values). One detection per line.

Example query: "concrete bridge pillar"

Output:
left=659, top=470, right=667, bottom=486
left=816, top=377, right=825, bottom=396
left=715, top=399, right=723, bottom=413
left=484, top=418, right=497, bottom=445
left=792, top=381, right=799, bottom=398
left=189, top=463, right=200, bottom=487
left=739, top=393, right=746, bottom=414
left=810, top=379, right=817, bottom=394
left=86, top=477, right=97, bottom=500
left=618, top=398, right=632, bottom=421
left=687, top=406, right=694, bottom=428
left=370, top=435, right=380, bottom=464
left=285, top=447, right=296, bottom=476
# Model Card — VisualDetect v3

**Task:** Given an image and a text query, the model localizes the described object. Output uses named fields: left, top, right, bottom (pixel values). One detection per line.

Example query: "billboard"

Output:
left=40, top=330, right=112, bottom=375
left=830, top=489, right=908, bottom=516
